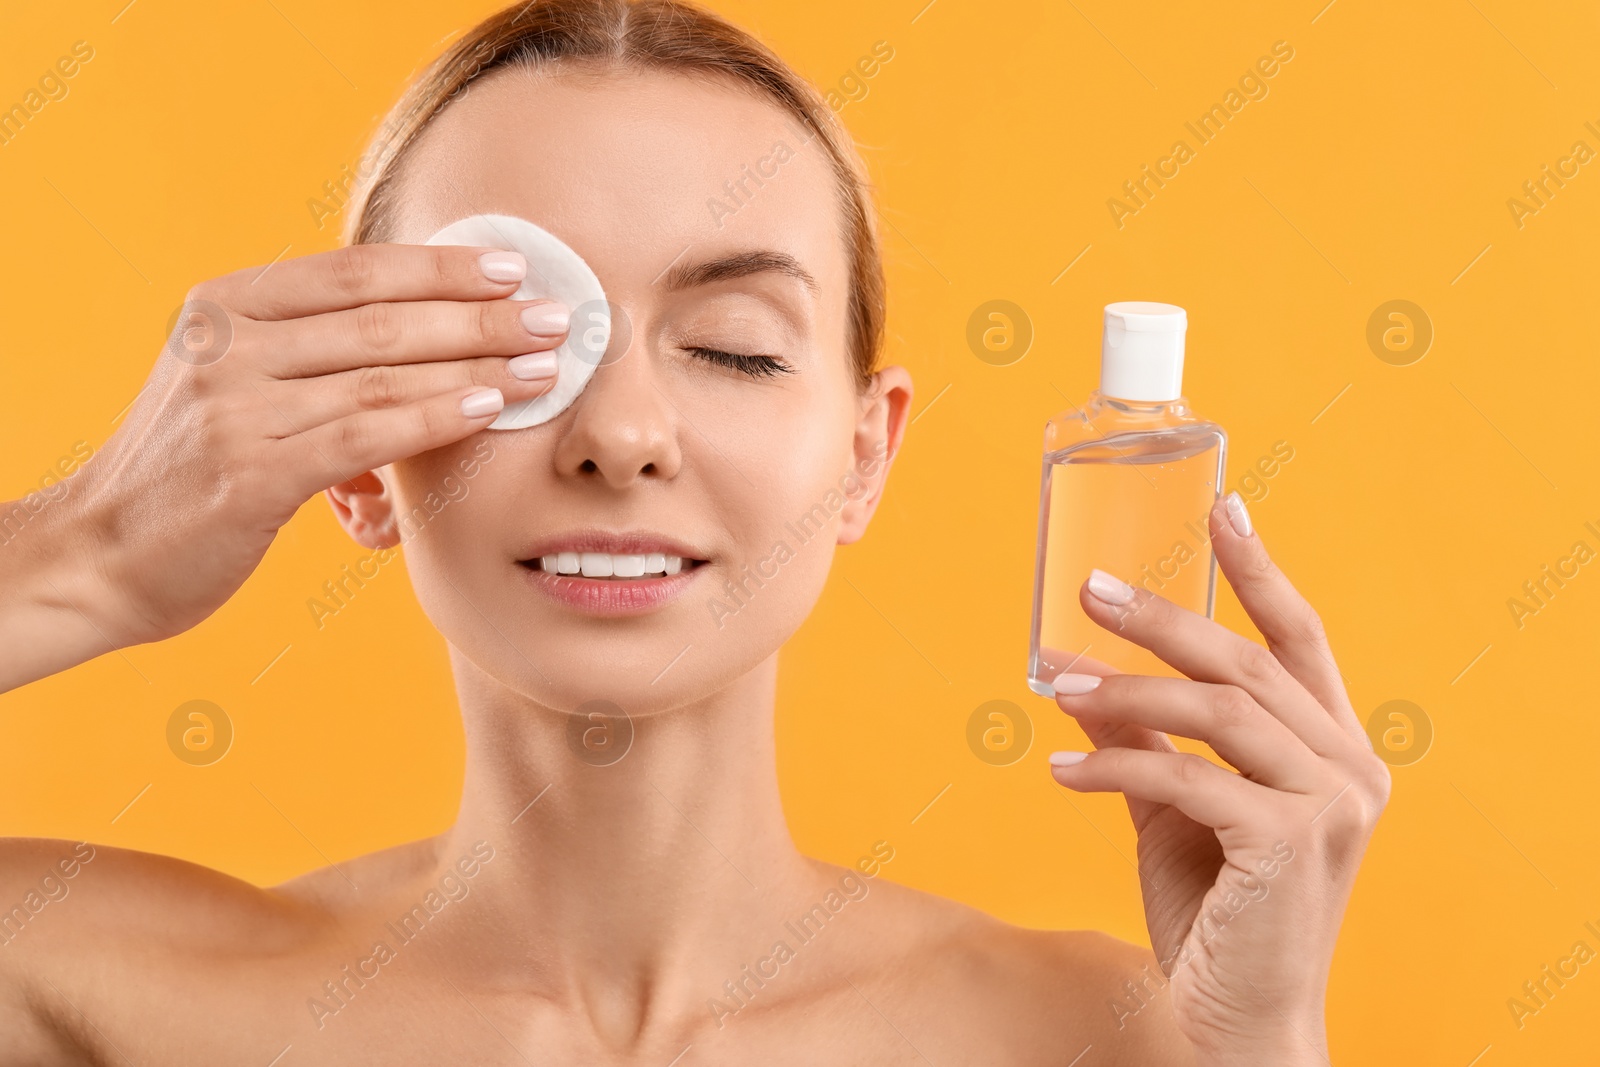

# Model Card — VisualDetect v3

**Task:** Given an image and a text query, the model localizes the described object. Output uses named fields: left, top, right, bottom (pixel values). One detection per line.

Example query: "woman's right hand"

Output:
left=15, top=242, right=570, bottom=667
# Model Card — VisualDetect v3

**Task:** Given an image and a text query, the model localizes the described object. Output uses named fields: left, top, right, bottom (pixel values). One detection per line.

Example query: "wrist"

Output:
left=1191, top=1022, right=1329, bottom=1067
left=1186, top=991, right=1328, bottom=1066
left=0, top=480, right=129, bottom=691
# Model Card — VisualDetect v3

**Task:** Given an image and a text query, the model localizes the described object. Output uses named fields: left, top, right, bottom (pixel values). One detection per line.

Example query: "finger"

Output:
left=1041, top=651, right=1181, bottom=833
left=1069, top=716, right=1175, bottom=835
left=1038, top=645, right=1177, bottom=828
left=255, top=296, right=571, bottom=379
left=1049, top=746, right=1272, bottom=834
left=1052, top=672, right=1323, bottom=791
left=203, top=243, right=528, bottom=321
left=1040, top=645, right=1161, bottom=750
left=1037, top=644, right=1122, bottom=680
left=258, top=354, right=558, bottom=431
left=279, top=386, right=506, bottom=496
left=1078, top=569, right=1353, bottom=759
left=1209, top=492, right=1362, bottom=740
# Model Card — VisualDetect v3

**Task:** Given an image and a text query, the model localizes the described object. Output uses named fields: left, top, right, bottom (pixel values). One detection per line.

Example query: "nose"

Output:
left=552, top=341, right=683, bottom=488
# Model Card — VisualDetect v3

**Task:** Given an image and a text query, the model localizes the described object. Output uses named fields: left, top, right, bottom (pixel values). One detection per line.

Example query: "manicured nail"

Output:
left=1052, top=672, right=1103, bottom=696
left=521, top=302, right=571, bottom=336
left=1049, top=751, right=1088, bottom=767
left=461, top=387, right=504, bottom=418
left=1087, top=568, right=1135, bottom=606
left=508, top=352, right=558, bottom=380
left=1224, top=490, right=1253, bottom=537
left=479, top=251, right=526, bottom=283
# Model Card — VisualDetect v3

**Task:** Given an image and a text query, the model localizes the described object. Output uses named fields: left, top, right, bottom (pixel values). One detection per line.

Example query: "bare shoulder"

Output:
left=821, top=863, right=1195, bottom=1066
left=0, top=831, right=450, bottom=944
left=0, top=832, right=457, bottom=1062
left=0, top=835, right=313, bottom=949
left=0, top=835, right=319, bottom=1060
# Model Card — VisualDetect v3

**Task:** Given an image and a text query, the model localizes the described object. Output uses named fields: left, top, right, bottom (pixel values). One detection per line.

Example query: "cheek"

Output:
left=390, top=437, right=516, bottom=523
left=392, top=445, right=477, bottom=503
left=688, top=386, right=856, bottom=642
left=684, top=374, right=857, bottom=546
left=382, top=443, right=523, bottom=629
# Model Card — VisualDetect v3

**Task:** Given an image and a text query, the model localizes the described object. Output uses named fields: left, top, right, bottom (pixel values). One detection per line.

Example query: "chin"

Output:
left=421, top=556, right=824, bottom=717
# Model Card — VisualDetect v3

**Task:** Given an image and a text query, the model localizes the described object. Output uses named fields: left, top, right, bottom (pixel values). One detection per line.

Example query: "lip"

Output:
left=517, top=527, right=709, bottom=561
left=516, top=527, right=710, bottom=618
left=519, top=560, right=707, bottom=616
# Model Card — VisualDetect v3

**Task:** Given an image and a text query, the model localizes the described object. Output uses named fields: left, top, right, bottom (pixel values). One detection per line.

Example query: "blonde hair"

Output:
left=344, top=0, right=885, bottom=390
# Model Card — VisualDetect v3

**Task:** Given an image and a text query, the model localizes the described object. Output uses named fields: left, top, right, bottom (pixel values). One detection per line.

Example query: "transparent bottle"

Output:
left=1027, top=302, right=1226, bottom=696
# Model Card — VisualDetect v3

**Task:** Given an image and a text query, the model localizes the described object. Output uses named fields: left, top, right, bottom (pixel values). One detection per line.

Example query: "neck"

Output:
left=433, top=647, right=827, bottom=1041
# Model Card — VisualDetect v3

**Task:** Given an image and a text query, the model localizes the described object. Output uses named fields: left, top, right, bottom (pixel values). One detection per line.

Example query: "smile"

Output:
left=515, top=532, right=711, bottom=616
left=528, top=552, right=697, bottom=580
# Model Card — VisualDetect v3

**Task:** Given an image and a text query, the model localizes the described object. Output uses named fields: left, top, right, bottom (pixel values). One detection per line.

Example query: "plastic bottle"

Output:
left=1027, top=301, right=1226, bottom=695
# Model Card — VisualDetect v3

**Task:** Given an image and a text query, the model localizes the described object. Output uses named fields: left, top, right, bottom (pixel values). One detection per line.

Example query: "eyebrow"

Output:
left=659, top=248, right=821, bottom=299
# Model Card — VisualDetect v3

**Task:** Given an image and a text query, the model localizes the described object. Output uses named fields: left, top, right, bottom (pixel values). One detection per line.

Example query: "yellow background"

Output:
left=3, top=1, right=1597, bottom=1062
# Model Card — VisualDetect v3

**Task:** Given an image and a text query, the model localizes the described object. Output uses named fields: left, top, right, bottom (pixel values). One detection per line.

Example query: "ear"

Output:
left=837, top=364, right=913, bottom=545
left=323, top=469, right=402, bottom=550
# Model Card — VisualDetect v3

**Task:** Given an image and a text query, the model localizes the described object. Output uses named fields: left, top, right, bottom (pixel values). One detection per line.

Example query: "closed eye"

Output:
left=687, top=347, right=794, bottom=379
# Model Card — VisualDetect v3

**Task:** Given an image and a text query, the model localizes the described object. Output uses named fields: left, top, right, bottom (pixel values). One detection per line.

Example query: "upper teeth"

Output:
left=539, top=552, right=686, bottom=577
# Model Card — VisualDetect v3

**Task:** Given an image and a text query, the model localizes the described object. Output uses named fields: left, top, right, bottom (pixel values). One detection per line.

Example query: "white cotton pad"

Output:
left=425, top=213, right=610, bottom=430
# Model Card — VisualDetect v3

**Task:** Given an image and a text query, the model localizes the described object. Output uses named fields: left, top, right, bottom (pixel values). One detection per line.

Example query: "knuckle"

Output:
left=472, top=300, right=500, bottom=349
left=1317, top=763, right=1390, bottom=840
left=332, top=244, right=379, bottom=295
left=171, top=285, right=232, bottom=342
left=1244, top=540, right=1277, bottom=581
left=182, top=364, right=224, bottom=400
left=354, top=301, right=403, bottom=355
left=1236, top=641, right=1284, bottom=686
left=469, top=355, right=506, bottom=387
left=334, top=417, right=375, bottom=463
left=1210, top=686, right=1257, bottom=729
left=414, top=397, right=452, bottom=444
left=1176, top=752, right=1211, bottom=783
left=434, top=248, right=466, bottom=291
left=183, top=384, right=234, bottom=434
left=1356, top=752, right=1393, bottom=809
left=1300, top=607, right=1330, bottom=648
left=355, top=365, right=405, bottom=410
left=1316, top=796, right=1370, bottom=841
left=182, top=280, right=236, bottom=322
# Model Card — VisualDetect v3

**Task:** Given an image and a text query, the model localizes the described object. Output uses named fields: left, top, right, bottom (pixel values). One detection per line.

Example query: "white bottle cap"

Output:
left=1100, top=301, right=1187, bottom=402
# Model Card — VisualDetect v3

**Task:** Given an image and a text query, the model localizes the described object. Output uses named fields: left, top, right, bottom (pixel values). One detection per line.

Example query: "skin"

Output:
left=0, top=65, right=1386, bottom=1065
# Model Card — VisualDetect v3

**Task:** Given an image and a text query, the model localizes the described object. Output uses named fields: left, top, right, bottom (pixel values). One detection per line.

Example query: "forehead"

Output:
left=388, top=66, right=847, bottom=298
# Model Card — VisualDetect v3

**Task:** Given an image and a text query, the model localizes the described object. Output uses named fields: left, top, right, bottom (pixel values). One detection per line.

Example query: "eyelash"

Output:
left=688, top=347, right=793, bottom=379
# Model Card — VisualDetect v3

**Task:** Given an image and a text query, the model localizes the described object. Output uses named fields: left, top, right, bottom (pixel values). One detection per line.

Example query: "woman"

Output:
left=0, top=0, right=1388, bottom=1062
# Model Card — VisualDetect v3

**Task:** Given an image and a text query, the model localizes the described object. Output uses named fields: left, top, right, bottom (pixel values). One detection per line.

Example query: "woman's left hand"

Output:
left=1045, top=490, right=1390, bottom=1065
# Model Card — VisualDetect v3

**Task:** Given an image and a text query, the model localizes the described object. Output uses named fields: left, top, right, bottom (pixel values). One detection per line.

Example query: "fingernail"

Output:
left=508, top=352, right=558, bottom=380
left=461, top=387, right=504, bottom=418
left=1052, top=672, right=1102, bottom=696
left=521, top=302, right=570, bottom=336
left=1225, top=490, right=1253, bottom=537
left=479, top=251, right=526, bottom=283
left=1087, top=568, right=1135, bottom=606
left=1049, top=751, right=1088, bottom=767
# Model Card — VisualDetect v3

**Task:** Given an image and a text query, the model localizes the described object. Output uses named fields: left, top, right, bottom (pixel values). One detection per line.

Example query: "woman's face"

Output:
left=342, top=66, right=904, bottom=714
